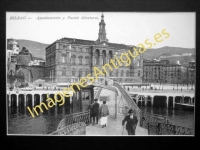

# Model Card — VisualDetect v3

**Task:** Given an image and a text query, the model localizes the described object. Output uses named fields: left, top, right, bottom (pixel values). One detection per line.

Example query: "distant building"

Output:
left=187, top=61, right=195, bottom=85
left=163, top=63, right=186, bottom=84
left=143, top=59, right=168, bottom=83
left=7, top=42, right=46, bottom=84
left=29, top=57, right=45, bottom=66
left=7, top=39, right=20, bottom=62
left=143, top=59, right=187, bottom=84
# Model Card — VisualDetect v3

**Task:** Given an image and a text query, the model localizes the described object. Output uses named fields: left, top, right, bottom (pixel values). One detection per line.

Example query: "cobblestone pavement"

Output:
left=86, top=116, right=148, bottom=136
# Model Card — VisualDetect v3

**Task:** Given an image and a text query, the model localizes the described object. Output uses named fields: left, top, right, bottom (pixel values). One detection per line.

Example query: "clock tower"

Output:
left=96, top=13, right=108, bottom=45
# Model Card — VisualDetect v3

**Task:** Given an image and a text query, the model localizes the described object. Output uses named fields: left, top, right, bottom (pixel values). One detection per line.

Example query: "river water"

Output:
left=7, top=104, right=194, bottom=135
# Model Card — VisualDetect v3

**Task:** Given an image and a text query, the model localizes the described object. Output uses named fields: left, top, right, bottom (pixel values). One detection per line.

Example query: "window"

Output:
left=79, top=56, right=83, bottom=64
left=72, top=55, right=76, bottom=64
left=126, top=70, right=129, bottom=77
left=62, top=68, right=66, bottom=76
left=85, top=56, right=90, bottom=64
left=62, top=56, right=66, bottom=63
left=121, top=70, right=124, bottom=77
left=72, top=69, right=76, bottom=76
left=138, top=70, right=140, bottom=77
left=79, top=69, right=82, bottom=77
left=85, top=48, right=89, bottom=53
left=85, top=69, right=89, bottom=75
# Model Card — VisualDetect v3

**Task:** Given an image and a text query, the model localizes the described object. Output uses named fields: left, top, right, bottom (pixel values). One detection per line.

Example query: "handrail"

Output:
left=113, top=82, right=141, bottom=120
left=50, top=122, right=86, bottom=135
left=57, top=110, right=90, bottom=130
left=147, top=122, right=194, bottom=135
left=140, top=111, right=173, bottom=128
left=113, top=81, right=173, bottom=128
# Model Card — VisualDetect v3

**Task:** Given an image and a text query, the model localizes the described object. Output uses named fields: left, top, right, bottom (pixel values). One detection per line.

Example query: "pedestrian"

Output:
left=99, top=101, right=110, bottom=128
left=122, top=109, right=138, bottom=135
left=91, top=99, right=100, bottom=125
left=88, top=101, right=95, bottom=124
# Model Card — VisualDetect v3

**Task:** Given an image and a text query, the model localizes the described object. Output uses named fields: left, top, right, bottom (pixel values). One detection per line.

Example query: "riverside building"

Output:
left=45, top=14, right=143, bottom=84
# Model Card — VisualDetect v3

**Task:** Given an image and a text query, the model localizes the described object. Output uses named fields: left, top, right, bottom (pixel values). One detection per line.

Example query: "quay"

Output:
left=128, top=91, right=194, bottom=109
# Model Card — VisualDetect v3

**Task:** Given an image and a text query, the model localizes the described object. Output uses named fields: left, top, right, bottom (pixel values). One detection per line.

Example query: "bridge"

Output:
left=7, top=78, right=194, bottom=135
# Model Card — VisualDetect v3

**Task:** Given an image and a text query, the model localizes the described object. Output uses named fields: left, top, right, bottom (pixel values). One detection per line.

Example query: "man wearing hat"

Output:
left=91, top=99, right=100, bottom=125
left=122, top=108, right=138, bottom=135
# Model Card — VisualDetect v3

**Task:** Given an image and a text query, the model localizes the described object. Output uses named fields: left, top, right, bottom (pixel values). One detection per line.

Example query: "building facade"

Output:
left=143, top=59, right=187, bottom=84
left=45, top=14, right=143, bottom=83
left=187, top=61, right=195, bottom=86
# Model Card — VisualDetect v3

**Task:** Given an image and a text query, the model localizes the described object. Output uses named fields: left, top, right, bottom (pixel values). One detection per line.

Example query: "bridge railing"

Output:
left=113, top=82, right=141, bottom=120
left=113, top=81, right=174, bottom=129
left=50, top=122, right=86, bottom=135
left=147, top=122, right=194, bottom=135
left=57, top=110, right=90, bottom=130
left=140, top=111, right=173, bottom=129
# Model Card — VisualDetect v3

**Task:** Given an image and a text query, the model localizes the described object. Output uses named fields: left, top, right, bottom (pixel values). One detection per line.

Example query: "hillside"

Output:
left=144, top=46, right=195, bottom=60
left=16, top=40, right=49, bottom=60
left=14, top=40, right=195, bottom=64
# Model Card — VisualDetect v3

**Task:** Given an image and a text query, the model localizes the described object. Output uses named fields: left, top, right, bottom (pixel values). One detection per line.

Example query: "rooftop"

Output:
left=46, top=37, right=133, bottom=50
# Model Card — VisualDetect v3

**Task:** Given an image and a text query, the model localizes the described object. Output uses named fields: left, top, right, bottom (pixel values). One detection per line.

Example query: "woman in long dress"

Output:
left=99, top=101, right=109, bottom=128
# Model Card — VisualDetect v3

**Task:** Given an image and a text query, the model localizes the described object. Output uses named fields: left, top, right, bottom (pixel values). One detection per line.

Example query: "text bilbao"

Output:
left=27, top=29, right=170, bottom=118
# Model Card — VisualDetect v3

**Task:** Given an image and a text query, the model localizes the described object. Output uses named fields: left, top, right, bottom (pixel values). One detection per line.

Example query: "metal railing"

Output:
left=147, top=122, right=194, bottom=135
left=113, top=82, right=141, bottom=120
left=50, top=122, right=86, bottom=135
left=57, top=110, right=90, bottom=130
left=113, top=81, right=175, bottom=130
left=140, top=111, right=173, bottom=129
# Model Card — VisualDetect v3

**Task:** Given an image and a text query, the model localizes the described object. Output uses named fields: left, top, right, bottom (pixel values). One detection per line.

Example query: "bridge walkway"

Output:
left=86, top=116, right=148, bottom=135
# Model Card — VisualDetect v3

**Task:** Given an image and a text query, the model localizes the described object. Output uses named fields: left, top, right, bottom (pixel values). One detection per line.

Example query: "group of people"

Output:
left=89, top=99, right=138, bottom=135
left=90, top=99, right=110, bottom=128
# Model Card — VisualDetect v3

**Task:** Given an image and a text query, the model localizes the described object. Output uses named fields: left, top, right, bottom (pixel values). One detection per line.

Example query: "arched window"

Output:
left=71, top=55, right=76, bottom=64
left=102, top=50, right=106, bottom=65
left=61, top=53, right=67, bottom=63
left=95, top=49, right=100, bottom=65
left=78, top=56, right=83, bottom=65
left=85, top=56, right=90, bottom=65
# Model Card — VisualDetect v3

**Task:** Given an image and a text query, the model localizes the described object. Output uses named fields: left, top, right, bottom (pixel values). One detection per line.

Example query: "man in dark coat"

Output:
left=91, top=99, right=100, bottom=125
left=122, top=109, right=138, bottom=135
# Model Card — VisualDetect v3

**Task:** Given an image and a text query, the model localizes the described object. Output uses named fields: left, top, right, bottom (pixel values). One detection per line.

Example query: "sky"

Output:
left=6, top=12, right=195, bottom=48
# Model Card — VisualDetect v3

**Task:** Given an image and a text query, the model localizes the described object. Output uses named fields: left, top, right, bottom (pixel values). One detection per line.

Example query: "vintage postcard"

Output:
left=6, top=12, right=195, bottom=136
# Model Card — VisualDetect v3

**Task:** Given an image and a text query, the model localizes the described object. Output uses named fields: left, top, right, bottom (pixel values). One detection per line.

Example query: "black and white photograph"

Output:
left=6, top=12, right=195, bottom=136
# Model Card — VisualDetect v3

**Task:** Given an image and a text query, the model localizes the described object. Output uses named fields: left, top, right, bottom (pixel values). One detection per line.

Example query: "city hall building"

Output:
left=45, top=14, right=143, bottom=83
